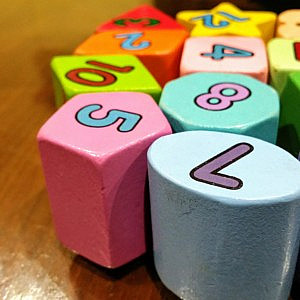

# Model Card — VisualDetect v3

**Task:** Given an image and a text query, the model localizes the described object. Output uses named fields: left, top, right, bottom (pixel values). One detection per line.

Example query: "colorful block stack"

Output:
left=38, top=4, right=300, bottom=300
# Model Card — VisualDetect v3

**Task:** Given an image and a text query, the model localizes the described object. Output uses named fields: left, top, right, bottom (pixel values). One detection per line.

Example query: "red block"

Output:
left=95, top=5, right=185, bottom=32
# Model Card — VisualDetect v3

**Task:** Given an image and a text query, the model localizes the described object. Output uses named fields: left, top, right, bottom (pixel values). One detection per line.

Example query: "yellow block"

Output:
left=176, top=2, right=276, bottom=43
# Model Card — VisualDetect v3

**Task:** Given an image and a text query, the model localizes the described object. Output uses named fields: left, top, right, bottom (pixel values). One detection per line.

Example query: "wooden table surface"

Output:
left=0, top=1, right=298, bottom=299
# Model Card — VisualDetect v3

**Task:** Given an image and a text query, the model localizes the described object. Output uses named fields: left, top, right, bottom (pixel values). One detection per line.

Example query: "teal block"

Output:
left=51, top=55, right=161, bottom=107
left=159, top=72, right=279, bottom=143
left=148, top=130, right=300, bottom=300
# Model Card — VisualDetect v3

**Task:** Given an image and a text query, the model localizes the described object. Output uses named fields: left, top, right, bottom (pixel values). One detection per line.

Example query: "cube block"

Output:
left=37, top=92, right=172, bottom=268
left=96, top=4, right=185, bottom=32
left=180, top=36, right=268, bottom=82
left=160, top=72, right=279, bottom=143
left=268, top=38, right=300, bottom=94
left=176, top=2, right=276, bottom=42
left=74, top=30, right=188, bottom=86
left=51, top=55, right=161, bottom=107
left=148, top=130, right=300, bottom=300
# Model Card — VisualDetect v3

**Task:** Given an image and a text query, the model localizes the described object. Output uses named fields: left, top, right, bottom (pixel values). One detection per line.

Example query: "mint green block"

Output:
left=268, top=38, right=300, bottom=94
left=159, top=72, right=279, bottom=144
left=277, top=72, right=300, bottom=157
left=51, top=55, right=161, bottom=107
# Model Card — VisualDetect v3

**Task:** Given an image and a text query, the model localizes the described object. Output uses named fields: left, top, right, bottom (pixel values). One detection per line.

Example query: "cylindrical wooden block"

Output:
left=148, top=131, right=300, bottom=300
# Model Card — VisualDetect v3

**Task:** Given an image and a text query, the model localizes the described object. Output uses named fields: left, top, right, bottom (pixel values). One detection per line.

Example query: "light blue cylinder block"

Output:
left=148, top=131, right=300, bottom=300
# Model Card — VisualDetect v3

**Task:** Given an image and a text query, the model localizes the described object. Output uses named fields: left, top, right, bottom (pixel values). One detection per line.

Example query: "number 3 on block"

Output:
left=201, top=44, right=254, bottom=60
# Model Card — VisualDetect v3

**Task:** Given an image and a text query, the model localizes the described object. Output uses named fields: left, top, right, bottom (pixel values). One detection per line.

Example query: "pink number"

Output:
left=194, top=83, right=250, bottom=111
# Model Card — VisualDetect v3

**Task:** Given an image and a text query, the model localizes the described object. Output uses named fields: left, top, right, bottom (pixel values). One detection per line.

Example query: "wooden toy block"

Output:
left=276, top=10, right=300, bottom=39
left=176, top=2, right=276, bottom=43
left=180, top=36, right=268, bottom=82
left=148, top=130, right=300, bottom=300
left=268, top=38, right=300, bottom=94
left=160, top=72, right=279, bottom=143
left=277, top=72, right=300, bottom=157
left=51, top=55, right=161, bottom=107
left=37, top=92, right=172, bottom=268
left=74, top=30, right=188, bottom=87
left=95, top=4, right=185, bottom=32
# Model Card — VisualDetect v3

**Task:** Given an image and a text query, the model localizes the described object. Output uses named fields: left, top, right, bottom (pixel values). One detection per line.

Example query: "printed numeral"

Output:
left=190, top=11, right=249, bottom=28
left=294, top=42, right=300, bottom=61
left=66, top=61, right=134, bottom=86
left=114, top=18, right=160, bottom=27
left=115, top=32, right=151, bottom=50
left=201, top=44, right=254, bottom=60
left=194, top=82, right=251, bottom=111
left=190, top=143, right=254, bottom=190
left=76, top=104, right=142, bottom=132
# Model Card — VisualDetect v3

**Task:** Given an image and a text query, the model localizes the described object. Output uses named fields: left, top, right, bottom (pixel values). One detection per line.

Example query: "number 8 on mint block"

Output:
left=148, top=131, right=300, bottom=300
left=160, top=73, right=279, bottom=143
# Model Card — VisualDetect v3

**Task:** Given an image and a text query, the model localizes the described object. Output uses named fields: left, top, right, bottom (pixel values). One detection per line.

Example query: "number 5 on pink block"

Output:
left=76, top=104, right=142, bottom=132
left=190, top=143, right=254, bottom=190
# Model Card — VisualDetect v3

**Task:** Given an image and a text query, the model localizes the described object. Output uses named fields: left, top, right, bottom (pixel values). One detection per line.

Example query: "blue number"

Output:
left=115, top=32, right=150, bottom=50
left=190, top=14, right=229, bottom=28
left=76, top=104, right=142, bottom=132
left=190, top=11, right=249, bottom=28
left=201, top=44, right=254, bottom=60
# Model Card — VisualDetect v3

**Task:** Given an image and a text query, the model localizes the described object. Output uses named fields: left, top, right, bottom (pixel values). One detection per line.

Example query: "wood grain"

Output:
left=0, top=1, right=297, bottom=299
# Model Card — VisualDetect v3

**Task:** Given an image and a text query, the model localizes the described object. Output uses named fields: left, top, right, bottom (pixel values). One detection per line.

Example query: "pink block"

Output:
left=180, top=37, right=268, bottom=82
left=37, top=92, right=172, bottom=268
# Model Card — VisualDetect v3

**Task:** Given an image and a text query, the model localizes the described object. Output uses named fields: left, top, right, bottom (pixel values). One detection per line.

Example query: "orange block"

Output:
left=74, top=30, right=188, bottom=86
left=276, top=10, right=300, bottom=39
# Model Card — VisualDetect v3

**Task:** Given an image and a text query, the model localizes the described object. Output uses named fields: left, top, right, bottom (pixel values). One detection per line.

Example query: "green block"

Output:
left=51, top=55, right=161, bottom=107
left=268, top=38, right=300, bottom=94
left=277, top=72, right=300, bottom=157
left=159, top=72, right=279, bottom=144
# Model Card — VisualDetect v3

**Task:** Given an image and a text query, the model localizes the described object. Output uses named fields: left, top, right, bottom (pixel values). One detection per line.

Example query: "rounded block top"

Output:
left=148, top=131, right=300, bottom=204
left=160, top=72, right=279, bottom=140
left=38, top=92, right=171, bottom=157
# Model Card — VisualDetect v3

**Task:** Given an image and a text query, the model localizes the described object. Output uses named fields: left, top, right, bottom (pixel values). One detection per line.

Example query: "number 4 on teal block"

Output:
left=201, top=44, right=254, bottom=60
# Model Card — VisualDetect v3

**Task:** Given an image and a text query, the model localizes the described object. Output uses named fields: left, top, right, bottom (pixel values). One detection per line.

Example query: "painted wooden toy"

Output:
left=180, top=36, right=268, bottom=82
left=268, top=38, right=300, bottom=94
left=37, top=92, right=172, bottom=268
left=148, top=130, right=300, bottom=300
left=276, top=10, right=300, bottom=39
left=74, top=30, right=188, bottom=87
left=51, top=55, right=161, bottom=107
left=277, top=72, right=300, bottom=157
left=176, top=2, right=276, bottom=43
left=95, top=4, right=185, bottom=32
left=160, top=72, right=279, bottom=143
